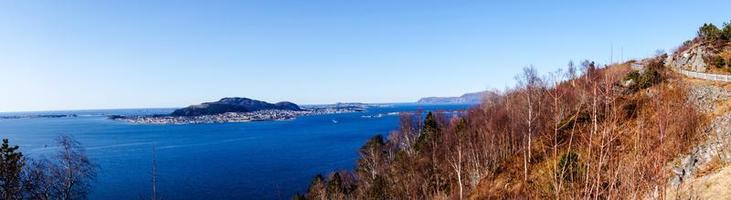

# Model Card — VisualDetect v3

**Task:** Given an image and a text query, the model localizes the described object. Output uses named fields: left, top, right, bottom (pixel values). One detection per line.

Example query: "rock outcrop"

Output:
left=666, top=45, right=711, bottom=72
left=671, top=83, right=731, bottom=187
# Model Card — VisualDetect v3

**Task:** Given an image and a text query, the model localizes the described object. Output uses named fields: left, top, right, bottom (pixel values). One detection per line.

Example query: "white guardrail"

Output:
left=634, top=62, right=731, bottom=82
left=674, top=67, right=731, bottom=82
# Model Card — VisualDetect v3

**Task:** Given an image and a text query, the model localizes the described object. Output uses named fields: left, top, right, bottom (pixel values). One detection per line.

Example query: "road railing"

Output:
left=674, top=67, right=731, bottom=82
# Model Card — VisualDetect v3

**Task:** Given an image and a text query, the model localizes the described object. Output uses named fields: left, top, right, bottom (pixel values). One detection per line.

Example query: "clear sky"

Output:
left=1, top=0, right=730, bottom=112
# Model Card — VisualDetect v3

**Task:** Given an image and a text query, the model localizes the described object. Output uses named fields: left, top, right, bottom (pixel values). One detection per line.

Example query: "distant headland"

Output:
left=416, top=91, right=494, bottom=104
left=110, top=97, right=369, bottom=124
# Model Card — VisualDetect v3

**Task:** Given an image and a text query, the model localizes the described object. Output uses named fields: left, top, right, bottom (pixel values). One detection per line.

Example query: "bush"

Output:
left=683, top=40, right=693, bottom=46
left=623, top=70, right=640, bottom=82
left=622, top=101, right=639, bottom=119
left=698, top=23, right=722, bottom=42
left=723, top=21, right=731, bottom=40
left=558, top=151, right=582, bottom=182
left=634, top=59, right=665, bottom=90
left=676, top=40, right=693, bottom=53
left=637, top=67, right=662, bottom=89
left=622, top=64, right=662, bottom=93
left=712, top=56, right=726, bottom=68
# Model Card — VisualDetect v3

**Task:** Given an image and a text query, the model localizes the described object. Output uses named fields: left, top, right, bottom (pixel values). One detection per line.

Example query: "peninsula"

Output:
left=110, top=97, right=368, bottom=124
left=416, top=91, right=494, bottom=104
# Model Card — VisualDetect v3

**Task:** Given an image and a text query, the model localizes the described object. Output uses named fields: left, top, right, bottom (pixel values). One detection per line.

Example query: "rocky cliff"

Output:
left=666, top=44, right=711, bottom=72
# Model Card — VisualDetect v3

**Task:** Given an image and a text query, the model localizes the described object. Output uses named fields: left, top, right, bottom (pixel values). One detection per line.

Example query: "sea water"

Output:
left=0, top=104, right=470, bottom=199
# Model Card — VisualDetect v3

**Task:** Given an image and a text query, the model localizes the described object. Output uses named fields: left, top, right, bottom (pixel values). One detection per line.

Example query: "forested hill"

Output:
left=297, top=21, right=731, bottom=199
left=171, top=97, right=301, bottom=116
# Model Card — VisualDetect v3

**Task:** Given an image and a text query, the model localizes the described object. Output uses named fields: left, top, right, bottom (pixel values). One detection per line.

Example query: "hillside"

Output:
left=296, top=21, right=731, bottom=200
left=667, top=22, right=731, bottom=75
left=660, top=22, right=731, bottom=198
left=171, top=97, right=301, bottom=116
left=665, top=78, right=731, bottom=199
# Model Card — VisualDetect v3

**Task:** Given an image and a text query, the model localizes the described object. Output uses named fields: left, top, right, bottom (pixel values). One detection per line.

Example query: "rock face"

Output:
left=666, top=45, right=711, bottom=72
left=671, top=84, right=731, bottom=187
left=687, top=84, right=731, bottom=113
left=171, top=97, right=302, bottom=116
left=417, top=91, right=492, bottom=104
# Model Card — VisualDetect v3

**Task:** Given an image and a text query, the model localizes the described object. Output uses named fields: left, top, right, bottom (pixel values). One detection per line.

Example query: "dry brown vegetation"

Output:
left=299, top=58, right=703, bottom=200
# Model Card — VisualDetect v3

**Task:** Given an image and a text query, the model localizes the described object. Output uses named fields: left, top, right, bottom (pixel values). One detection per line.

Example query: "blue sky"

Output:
left=1, top=0, right=730, bottom=112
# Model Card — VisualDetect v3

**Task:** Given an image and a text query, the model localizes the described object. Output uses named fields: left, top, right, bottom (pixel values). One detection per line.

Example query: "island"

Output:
left=0, top=114, right=78, bottom=119
left=110, top=97, right=369, bottom=124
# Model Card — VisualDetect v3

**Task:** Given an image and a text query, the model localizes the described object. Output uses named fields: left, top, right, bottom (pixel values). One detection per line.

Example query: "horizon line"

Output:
left=0, top=101, right=423, bottom=114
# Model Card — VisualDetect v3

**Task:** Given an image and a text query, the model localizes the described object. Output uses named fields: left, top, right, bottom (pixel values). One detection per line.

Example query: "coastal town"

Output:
left=111, top=103, right=370, bottom=124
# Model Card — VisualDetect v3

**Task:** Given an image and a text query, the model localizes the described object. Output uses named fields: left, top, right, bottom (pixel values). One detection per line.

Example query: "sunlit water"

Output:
left=0, top=104, right=470, bottom=199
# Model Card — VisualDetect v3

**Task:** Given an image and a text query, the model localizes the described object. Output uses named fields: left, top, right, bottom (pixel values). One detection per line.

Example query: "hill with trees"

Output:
left=667, top=21, right=731, bottom=74
left=296, top=22, right=731, bottom=199
left=171, top=97, right=302, bottom=117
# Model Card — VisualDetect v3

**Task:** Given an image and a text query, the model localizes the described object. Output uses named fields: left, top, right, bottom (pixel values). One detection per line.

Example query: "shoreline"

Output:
left=111, top=107, right=365, bottom=125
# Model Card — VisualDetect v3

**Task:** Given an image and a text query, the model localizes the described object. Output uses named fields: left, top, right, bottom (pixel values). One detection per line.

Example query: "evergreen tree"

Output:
left=306, top=174, right=326, bottom=200
left=359, top=135, right=386, bottom=157
left=698, top=23, right=722, bottom=42
left=325, top=172, right=347, bottom=199
left=0, top=138, right=24, bottom=200
left=415, top=112, right=439, bottom=151
left=722, top=21, right=731, bottom=40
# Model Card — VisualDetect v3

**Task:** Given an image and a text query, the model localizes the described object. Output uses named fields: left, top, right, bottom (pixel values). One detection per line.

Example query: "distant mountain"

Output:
left=171, top=97, right=302, bottom=116
left=417, top=91, right=491, bottom=104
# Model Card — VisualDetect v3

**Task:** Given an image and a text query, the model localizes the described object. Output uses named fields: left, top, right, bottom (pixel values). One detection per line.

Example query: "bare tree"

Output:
left=301, top=57, right=702, bottom=199
left=390, top=111, right=422, bottom=156
left=23, top=159, right=54, bottom=200
left=516, top=66, right=543, bottom=183
left=447, top=119, right=466, bottom=200
left=51, top=135, right=96, bottom=200
left=545, top=68, right=568, bottom=198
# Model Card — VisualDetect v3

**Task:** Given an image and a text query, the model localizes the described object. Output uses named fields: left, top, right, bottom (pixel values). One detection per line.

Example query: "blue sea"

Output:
left=0, top=104, right=470, bottom=200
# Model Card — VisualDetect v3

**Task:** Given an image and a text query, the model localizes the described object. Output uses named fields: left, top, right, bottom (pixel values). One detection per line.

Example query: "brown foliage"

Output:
left=302, top=60, right=701, bottom=200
